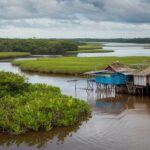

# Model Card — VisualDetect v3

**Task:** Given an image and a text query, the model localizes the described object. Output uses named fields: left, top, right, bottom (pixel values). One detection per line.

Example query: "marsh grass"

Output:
left=0, top=52, right=30, bottom=59
left=66, top=50, right=113, bottom=55
left=78, top=43, right=103, bottom=50
left=13, top=56, right=150, bottom=76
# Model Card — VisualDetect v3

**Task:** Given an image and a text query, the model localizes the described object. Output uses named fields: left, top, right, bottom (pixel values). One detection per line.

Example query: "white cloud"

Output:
left=0, top=0, right=150, bottom=38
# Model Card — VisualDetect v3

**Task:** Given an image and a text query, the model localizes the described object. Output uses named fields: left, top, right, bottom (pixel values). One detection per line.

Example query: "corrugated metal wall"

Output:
left=134, top=76, right=147, bottom=86
left=95, top=73, right=126, bottom=85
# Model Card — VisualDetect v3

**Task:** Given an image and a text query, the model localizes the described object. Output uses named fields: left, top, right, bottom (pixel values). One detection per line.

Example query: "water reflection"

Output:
left=86, top=87, right=150, bottom=115
left=96, top=99, right=126, bottom=114
left=0, top=116, right=89, bottom=149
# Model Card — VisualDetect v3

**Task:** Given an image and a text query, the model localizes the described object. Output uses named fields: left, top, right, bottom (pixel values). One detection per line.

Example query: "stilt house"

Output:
left=85, top=62, right=135, bottom=85
left=84, top=63, right=150, bottom=95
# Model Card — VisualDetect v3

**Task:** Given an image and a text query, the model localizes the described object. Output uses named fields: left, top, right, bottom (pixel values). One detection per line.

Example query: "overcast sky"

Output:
left=0, top=0, right=150, bottom=38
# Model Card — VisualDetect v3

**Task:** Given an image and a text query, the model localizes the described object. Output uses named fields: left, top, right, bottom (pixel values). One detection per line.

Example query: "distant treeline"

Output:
left=73, top=38, right=150, bottom=43
left=0, top=39, right=78, bottom=55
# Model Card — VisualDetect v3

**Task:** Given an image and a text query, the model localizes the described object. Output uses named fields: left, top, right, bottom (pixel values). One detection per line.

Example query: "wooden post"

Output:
left=147, top=85, right=149, bottom=96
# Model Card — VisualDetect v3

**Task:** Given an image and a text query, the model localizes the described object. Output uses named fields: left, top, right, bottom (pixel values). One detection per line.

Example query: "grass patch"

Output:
left=13, top=56, right=150, bottom=76
left=66, top=43, right=113, bottom=55
left=78, top=43, right=103, bottom=50
left=144, top=46, right=150, bottom=49
left=78, top=50, right=113, bottom=53
left=0, top=52, right=30, bottom=59
left=66, top=50, right=113, bottom=55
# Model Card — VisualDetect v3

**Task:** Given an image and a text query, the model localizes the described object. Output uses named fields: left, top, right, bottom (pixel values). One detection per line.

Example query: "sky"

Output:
left=0, top=0, right=150, bottom=38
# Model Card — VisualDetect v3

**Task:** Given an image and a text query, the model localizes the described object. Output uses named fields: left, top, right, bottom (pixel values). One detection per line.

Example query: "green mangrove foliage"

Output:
left=0, top=72, right=90, bottom=134
left=0, top=72, right=27, bottom=97
left=0, top=39, right=78, bottom=55
left=74, top=38, right=150, bottom=43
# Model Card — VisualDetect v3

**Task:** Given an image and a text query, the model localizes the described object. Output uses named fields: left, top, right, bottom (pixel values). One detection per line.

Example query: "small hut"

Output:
left=85, top=62, right=135, bottom=85
left=134, top=66, right=150, bottom=86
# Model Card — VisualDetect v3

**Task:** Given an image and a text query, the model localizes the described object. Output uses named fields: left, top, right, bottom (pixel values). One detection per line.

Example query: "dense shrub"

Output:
left=0, top=72, right=27, bottom=97
left=0, top=72, right=90, bottom=134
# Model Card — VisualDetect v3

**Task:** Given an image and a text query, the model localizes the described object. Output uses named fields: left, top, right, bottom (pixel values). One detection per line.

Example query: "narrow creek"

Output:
left=1, top=60, right=150, bottom=150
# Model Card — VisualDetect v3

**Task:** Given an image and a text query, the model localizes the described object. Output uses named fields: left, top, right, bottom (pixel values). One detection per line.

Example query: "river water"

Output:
left=1, top=61, right=150, bottom=150
left=78, top=42, right=150, bottom=57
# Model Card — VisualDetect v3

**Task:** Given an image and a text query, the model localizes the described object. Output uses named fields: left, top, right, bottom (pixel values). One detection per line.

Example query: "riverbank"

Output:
left=66, top=50, right=114, bottom=55
left=12, top=56, right=150, bottom=76
left=0, top=52, right=30, bottom=59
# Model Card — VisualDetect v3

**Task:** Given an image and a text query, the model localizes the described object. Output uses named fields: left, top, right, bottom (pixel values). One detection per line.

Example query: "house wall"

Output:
left=95, top=73, right=126, bottom=85
left=134, top=76, right=147, bottom=86
left=113, top=74, right=126, bottom=85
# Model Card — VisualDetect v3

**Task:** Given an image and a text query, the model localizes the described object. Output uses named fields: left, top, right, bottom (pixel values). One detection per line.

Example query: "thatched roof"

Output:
left=84, top=62, right=135, bottom=75
left=106, top=62, right=135, bottom=74
left=134, top=66, right=150, bottom=76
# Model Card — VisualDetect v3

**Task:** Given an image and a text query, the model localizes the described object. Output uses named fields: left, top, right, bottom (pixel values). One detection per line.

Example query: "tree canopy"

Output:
left=0, top=39, right=78, bottom=55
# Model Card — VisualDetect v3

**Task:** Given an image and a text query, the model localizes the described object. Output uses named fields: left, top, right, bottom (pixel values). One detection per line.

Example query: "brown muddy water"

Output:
left=1, top=62, right=150, bottom=150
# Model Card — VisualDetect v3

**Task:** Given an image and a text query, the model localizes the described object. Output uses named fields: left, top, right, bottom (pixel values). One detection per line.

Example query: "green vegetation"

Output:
left=144, top=46, right=150, bottom=49
left=0, top=39, right=78, bottom=55
left=13, top=56, right=150, bottom=76
left=0, top=72, right=90, bottom=134
left=0, top=119, right=89, bottom=148
left=0, top=52, right=30, bottom=59
left=66, top=43, right=113, bottom=54
left=78, top=50, right=113, bottom=53
left=78, top=43, right=103, bottom=50
left=0, top=39, right=112, bottom=56
left=66, top=50, right=113, bottom=55
left=74, top=38, right=150, bottom=43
